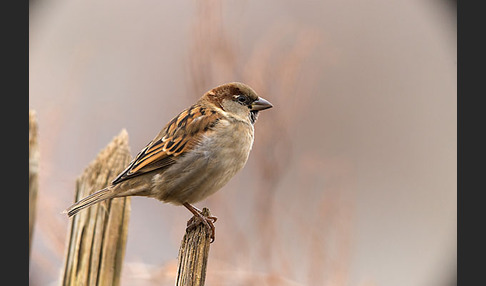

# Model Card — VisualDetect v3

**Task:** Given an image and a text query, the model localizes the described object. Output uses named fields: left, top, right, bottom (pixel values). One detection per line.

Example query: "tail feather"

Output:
left=64, top=187, right=115, bottom=217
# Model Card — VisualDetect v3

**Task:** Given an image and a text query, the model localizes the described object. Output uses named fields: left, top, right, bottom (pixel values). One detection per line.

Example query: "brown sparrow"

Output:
left=64, top=82, right=272, bottom=242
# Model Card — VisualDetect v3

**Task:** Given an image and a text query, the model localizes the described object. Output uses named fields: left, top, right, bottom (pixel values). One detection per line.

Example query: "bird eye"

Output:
left=236, top=95, right=248, bottom=104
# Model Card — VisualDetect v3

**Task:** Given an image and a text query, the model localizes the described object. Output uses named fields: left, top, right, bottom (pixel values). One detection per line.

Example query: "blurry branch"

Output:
left=187, top=0, right=320, bottom=276
left=293, top=156, right=355, bottom=285
left=187, top=0, right=238, bottom=96
left=29, top=109, right=39, bottom=258
left=175, top=208, right=213, bottom=286
left=242, top=31, right=320, bottom=272
left=61, top=130, right=132, bottom=286
left=186, top=2, right=355, bottom=285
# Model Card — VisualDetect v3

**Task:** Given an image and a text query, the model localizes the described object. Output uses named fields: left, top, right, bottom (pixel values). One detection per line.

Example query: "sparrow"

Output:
left=64, top=82, right=273, bottom=242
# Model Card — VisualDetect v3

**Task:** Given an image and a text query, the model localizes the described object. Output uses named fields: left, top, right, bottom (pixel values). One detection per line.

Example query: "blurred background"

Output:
left=29, top=0, right=456, bottom=285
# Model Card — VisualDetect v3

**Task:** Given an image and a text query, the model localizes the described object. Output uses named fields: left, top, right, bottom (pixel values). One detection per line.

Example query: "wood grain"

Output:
left=29, top=110, right=39, bottom=257
left=175, top=208, right=212, bottom=286
left=61, top=129, right=132, bottom=286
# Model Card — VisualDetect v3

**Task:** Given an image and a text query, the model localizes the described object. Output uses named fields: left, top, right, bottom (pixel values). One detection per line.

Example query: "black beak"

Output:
left=251, top=97, right=273, bottom=111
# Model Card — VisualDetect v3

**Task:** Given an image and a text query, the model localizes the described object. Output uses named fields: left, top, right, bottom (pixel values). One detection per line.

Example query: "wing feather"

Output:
left=111, top=104, right=222, bottom=185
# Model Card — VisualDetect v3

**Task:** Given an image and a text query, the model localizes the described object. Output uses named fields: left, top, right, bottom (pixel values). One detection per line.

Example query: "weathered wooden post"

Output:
left=175, top=208, right=213, bottom=286
left=29, top=110, right=39, bottom=257
left=61, top=129, right=132, bottom=286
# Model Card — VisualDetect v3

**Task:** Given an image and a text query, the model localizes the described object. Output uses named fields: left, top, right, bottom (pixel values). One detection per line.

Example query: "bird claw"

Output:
left=187, top=215, right=216, bottom=243
left=183, top=203, right=217, bottom=243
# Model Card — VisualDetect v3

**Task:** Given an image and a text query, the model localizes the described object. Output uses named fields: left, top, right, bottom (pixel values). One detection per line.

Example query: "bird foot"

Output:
left=183, top=203, right=217, bottom=243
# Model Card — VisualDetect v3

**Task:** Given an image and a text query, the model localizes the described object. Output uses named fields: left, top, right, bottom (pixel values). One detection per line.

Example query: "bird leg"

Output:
left=183, top=202, right=217, bottom=243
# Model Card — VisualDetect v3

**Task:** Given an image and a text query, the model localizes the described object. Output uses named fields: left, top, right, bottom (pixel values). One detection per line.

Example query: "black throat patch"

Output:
left=249, top=110, right=259, bottom=124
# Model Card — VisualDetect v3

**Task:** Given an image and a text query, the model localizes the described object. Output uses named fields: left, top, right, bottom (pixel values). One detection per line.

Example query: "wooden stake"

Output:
left=29, top=110, right=39, bottom=257
left=175, top=208, right=213, bottom=286
left=61, top=129, right=132, bottom=286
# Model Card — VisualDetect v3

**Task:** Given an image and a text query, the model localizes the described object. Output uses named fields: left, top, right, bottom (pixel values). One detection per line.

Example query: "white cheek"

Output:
left=222, top=100, right=249, bottom=119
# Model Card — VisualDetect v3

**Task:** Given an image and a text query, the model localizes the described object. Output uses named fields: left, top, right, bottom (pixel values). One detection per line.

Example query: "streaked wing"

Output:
left=111, top=104, right=222, bottom=185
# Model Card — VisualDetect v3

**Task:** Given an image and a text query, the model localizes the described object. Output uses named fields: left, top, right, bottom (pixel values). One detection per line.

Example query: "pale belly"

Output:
left=150, top=121, right=254, bottom=204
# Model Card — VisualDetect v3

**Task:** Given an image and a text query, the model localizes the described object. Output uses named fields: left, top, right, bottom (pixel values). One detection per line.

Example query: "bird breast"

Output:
left=152, top=119, right=254, bottom=204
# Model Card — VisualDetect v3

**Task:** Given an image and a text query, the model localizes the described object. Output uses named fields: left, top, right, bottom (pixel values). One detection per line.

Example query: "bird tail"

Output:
left=64, top=187, right=116, bottom=217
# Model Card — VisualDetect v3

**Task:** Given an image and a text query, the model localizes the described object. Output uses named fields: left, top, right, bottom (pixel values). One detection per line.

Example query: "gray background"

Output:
left=29, top=1, right=456, bottom=285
